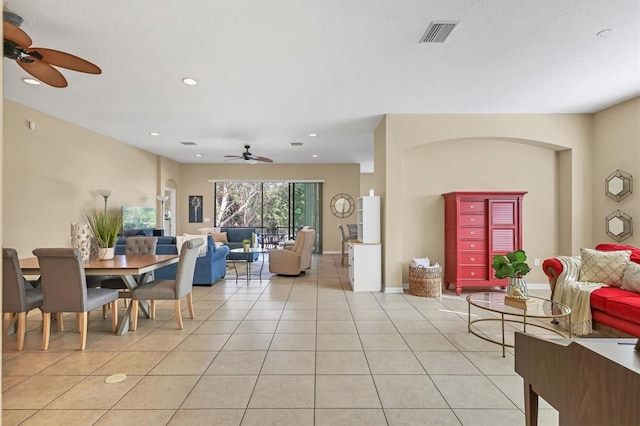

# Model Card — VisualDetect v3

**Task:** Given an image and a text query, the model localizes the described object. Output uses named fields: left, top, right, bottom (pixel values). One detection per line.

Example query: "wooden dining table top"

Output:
left=19, top=254, right=179, bottom=276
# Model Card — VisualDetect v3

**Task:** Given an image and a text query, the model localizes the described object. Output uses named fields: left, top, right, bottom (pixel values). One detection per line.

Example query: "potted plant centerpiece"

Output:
left=86, top=210, right=123, bottom=260
left=492, top=249, right=534, bottom=309
left=242, top=238, right=251, bottom=251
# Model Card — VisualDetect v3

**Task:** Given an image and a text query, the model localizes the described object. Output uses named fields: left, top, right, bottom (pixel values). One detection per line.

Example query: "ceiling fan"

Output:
left=3, top=9, right=101, bottom=88
left=224, top=145, right=274, bottom=164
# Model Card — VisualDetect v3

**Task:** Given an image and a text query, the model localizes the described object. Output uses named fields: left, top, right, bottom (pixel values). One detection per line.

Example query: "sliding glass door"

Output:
left=214, top=181, right=322, bottom=252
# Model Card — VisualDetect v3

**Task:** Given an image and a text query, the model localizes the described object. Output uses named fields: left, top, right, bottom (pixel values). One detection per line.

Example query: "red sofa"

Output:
left=542, top=243, right=640, bottom=337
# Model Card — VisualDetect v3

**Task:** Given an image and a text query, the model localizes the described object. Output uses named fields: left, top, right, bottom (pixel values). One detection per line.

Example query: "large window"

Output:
left=214, top=181, right=322, bottom=251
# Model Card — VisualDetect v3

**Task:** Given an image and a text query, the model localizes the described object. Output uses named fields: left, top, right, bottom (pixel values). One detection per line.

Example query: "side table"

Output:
left=229, top=248, right=268, bottom=285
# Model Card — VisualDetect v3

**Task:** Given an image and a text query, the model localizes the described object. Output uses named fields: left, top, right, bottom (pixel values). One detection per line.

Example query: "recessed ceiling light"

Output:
left=195, top=153, right=203, bottom=158
left=149, top=132, right=159, bottom=136
left=182, top=77, right=198, bottom=85
left=309, top=133, right=317, bottom=137
left=596, top=28, right=612, bottom=37
left=22, top=78, right=40, bottom=85
left=312, top=154, right=319, bottom=158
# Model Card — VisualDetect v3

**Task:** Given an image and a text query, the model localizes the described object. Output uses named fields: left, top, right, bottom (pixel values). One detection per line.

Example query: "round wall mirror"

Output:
left=330, top=193, right=355, bottom=218
left=606, top=210, right=633, bottom=242
left=605, top=169, right=633, bottom=202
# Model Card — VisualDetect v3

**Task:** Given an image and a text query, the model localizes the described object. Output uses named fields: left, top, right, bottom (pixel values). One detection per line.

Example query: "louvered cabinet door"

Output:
left=442, top=192, right=526, bottom=296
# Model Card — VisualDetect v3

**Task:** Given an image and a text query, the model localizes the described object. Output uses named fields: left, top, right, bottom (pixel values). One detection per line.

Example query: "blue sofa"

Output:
left=220, top=227, right=259, bottom=261
left=115, top=235, right=229, bottom=286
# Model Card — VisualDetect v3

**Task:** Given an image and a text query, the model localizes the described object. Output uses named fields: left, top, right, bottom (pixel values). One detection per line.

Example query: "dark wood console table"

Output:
left=514, top=332, right=640, bottom=426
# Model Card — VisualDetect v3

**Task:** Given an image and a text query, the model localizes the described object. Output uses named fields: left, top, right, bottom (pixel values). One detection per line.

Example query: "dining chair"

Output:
left=33, top=248, right=119, bottom=350
left=2, top=248, right=44, bottom=351
left=130, top=238, right=203, bottom=331
left=99, top=236, right=158, bottom=316
left=100, top=237, right=158, bottom=291
left=338, top=225, right=349, bottom=267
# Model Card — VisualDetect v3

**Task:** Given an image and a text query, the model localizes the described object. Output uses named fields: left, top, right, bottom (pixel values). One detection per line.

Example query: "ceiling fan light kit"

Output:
left=3, top=10, right=101, bottom=88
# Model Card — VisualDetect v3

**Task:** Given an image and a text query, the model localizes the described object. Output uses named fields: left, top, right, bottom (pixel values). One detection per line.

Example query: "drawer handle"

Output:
left=471, top=257, right=475, bottom=261
left=470, top=231, right=476, bottom=235
left=470, top=244, right=476, bottom=248
left=470, top=218, right=475, bottom=222
left=470, top=204, right=475, bottom=209
left=470, top=272, right=476, bottom=276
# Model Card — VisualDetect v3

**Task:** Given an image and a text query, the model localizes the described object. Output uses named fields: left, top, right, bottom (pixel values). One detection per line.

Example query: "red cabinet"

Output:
left=442, top=191, right=526, bottom=296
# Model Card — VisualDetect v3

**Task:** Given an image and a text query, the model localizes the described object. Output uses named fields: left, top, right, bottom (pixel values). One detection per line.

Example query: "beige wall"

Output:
left=377, top=113, right=594, bottom=290
left=359, top=173, right=374, bottom=196
left=402, top=138, right=556, bottom=285
left=592, top=97, right=640, bottom=247
left=178, top=163, right=360, bottom=252
left=3, top=101, right=162, bottom=257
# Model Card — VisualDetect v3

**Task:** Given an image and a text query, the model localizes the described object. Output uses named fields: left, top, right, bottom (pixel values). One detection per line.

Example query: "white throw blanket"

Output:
left=552, top=256, right=604, bottom=335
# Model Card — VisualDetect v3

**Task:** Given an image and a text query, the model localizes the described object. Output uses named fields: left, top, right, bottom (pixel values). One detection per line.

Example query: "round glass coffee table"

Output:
left=229, top=248, right=269, bottom=285
left=467, top=292, right=572, bottom=357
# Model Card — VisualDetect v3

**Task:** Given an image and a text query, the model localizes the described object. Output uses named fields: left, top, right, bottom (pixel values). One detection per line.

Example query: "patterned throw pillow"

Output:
left=622, top=262, right=640, bottom=293
left=579, top=248, right=631, bottom=287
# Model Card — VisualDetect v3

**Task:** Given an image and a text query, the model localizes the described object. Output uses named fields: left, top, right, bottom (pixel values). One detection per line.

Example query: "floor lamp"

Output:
left=157, top=195, right=168, bottom=234
left=97, top=189, right=113, bottom=214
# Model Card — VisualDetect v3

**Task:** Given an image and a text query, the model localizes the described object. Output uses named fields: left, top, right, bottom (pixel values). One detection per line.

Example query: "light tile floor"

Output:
left=2, top=255, right=561, bottom=425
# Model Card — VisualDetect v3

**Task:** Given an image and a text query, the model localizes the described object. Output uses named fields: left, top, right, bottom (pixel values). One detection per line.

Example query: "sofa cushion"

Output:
left=622, top=261, right=640, bottom=293
left=198, top=227, right=221, bottom=235
left=223, top=227, right=255, bottom=242
left=212, top=232, right=228, bottom=243
left=595, top=243, right=640, bottom=264
left=579, top=248, right=630, bottom=287
left=590, top=287, right=627, bottom=312
left=604, top=296, right=640, bottom=326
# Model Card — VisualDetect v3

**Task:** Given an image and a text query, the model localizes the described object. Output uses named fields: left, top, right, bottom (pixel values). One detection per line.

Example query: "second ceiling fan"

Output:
left=224, top=145, right=273, bottom=164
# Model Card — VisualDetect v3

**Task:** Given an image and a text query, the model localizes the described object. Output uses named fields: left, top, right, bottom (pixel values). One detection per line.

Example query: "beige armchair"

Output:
left=269, top=228, right=316, bottom=276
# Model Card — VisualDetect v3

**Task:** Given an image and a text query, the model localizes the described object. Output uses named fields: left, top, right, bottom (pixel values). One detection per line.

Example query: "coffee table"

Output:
left=467, top=292, right=572, bottom=357
left=229, top=248, right=269, bottom=284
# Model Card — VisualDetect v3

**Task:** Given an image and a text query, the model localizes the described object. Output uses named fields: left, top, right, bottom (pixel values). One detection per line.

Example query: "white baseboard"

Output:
left=322, top=251, right=341, bottom=254
left=384, top=286, right=405, bottom=294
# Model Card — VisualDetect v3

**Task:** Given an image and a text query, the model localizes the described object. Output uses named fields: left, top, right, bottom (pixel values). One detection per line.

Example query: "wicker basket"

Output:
left=409, top=265, right=442, bottom=297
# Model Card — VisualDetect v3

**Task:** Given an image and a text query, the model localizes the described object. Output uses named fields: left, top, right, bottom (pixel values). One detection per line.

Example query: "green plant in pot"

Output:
left=86, top=210, right=123, bottom=260
left=492, top=249, right=531, bottom=300
left=242, top=238, right=251, bottom=251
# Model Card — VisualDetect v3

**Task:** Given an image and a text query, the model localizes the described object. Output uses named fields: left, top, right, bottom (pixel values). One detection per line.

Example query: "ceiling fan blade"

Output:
left=3, top=21, right=32, bottom=47
left=253, top=156, right=274, bottom=163
left=224, top=155, right=243, bottom=159
left=16, top=58, right=67, bottom=87
left=26, top=48, right=101, bottom=74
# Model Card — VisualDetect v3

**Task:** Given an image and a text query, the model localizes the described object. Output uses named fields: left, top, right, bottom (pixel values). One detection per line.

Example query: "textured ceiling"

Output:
left=3, top=0, right=639, bottom=172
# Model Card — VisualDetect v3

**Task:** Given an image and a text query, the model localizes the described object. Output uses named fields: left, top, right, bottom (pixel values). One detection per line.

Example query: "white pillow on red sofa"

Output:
left=579, top=248, right=631, bottom=287
left=622, top=262, right=640, bottom=293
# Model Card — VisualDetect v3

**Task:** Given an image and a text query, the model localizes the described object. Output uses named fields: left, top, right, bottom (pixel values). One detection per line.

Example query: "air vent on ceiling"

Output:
left=419, top=21, right=458, bottom=43
left=180, top=141, right=197, bottom=146
left=289, top=142, right=304, bottom=147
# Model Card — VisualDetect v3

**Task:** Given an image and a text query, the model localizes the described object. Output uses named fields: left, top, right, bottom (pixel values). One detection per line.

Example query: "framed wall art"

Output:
left=189, top=195, right=203, bottom=223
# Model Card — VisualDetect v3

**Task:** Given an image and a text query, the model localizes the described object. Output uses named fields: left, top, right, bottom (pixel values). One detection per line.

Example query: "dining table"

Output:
left=19, top=254, right=179, bottom=335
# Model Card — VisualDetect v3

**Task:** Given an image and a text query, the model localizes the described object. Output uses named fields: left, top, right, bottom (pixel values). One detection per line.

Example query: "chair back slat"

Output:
left=3, top=248, right=27, bottom=312
left=174, top=239, right=203, bottom=298
left=33, top=248, right=88, bottom=313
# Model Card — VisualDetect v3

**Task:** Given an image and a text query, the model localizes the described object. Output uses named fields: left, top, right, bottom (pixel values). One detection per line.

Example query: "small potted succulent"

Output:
left=242, top=238, right=251, bottom=251
left=492, top=249, right=531, bottom=300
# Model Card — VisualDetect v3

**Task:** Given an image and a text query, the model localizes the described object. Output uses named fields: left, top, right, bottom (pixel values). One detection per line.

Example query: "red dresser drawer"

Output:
left=459, top=267, right=487, bottom=280
left=459, top=253, right=486, bottom=265
left=459, top=227, right=486, bottom=239
left=459, top=215, right=484, bottom=226
left=460, top=201, right=485, bottom=214
left=458, top=240, right=485, bottom=251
